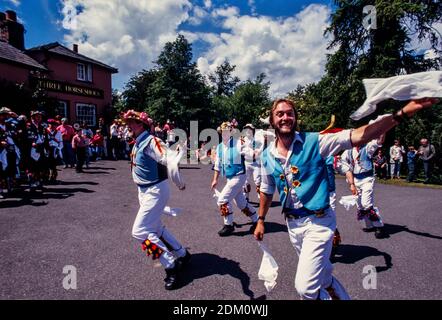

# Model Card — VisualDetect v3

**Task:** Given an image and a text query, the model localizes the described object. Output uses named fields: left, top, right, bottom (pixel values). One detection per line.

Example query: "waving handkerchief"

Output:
left=167, top=143, right=186, bottom=190
left=351, top=71, right=442, bottom=120
left=257, top=241, right=279, bottom=292
left=339, top=195, right=358, bottom=211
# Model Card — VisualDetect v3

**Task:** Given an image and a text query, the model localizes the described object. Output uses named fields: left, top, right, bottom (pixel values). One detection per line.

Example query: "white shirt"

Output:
left=340, top=139, right=382, bottom=174
left=260, top=130, right=352, bottom=209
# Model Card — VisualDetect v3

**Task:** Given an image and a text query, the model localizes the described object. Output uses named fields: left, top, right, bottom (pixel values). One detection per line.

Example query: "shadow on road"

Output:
left=85, top=166, right=117, bottom=171
left=248, top=200, right=281, bottom=208
left=179, top=166, right=201, bottom=170
left=231, top=221, right=287, bottom=237
left=331, top=244, right=393, bottom=272
left=177, top=252, right=255, bottom=299
left=0, top=187, right=95, bottom=209
left=58, top=181, right=99, bottom=186
left=383, top=223, right=442, bottom=240
left=80, top=171, right=111, bottom=175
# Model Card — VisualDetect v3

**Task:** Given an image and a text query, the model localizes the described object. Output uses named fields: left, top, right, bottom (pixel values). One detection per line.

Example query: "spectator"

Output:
left=46, top=119, right=63, bottom=183
left=57, top=118, right=75, bottom=168
left=418, top=138, right=436, bottom=184
left=389, top=139, right=405, bottom=179
left=90, top=129, right=105, bottom=160
left=81, top=122, right=93, bottom=168
left=109, top=119, right=120, bottom=160
left=72, top=130, right=88, bottom=173
left=98, top=117, right=109, bottom=159
left=407, top=146, right=418, bottom=182
left=373, top=149, right=388, bottom=179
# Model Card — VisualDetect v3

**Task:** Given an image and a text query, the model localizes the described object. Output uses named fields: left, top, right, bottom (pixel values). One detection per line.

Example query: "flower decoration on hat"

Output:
left=279, top=174, right=285, bottom=181
left=122, top=109, right=153, bottom=125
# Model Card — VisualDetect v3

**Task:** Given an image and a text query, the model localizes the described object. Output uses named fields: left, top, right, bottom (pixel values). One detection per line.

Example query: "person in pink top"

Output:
left=57, top=118, right=75, bottom=168
left=72, top=130, right=88, bottom=173
left=90, top=129, right=105, bottom=160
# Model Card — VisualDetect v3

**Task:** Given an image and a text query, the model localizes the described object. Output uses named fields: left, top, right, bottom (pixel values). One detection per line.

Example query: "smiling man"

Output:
left=254, top=97, right=438, bottom=300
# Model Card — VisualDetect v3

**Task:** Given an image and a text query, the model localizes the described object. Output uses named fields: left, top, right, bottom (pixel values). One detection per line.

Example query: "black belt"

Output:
left=283, top=205, right=330, bottom=220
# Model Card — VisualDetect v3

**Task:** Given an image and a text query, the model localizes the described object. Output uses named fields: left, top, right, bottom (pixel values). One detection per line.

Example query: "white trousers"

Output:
left=132, top=180, right=186, bottom=269
left=354, top=176, right=384, bottom=228
left=286, top=208, right=350, bottom=300
left=243, top=162, right=261, bottom=199
left=217, top=174, right=257, bottom=225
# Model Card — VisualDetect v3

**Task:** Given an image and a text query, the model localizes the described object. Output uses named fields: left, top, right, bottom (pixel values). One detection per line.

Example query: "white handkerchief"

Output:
left=167, top=145, right=186, bottom=189
left=339, top=195, right=358, bottom=211
left=257, top=242, right=279, bottom=292
left=163, top=206, right=183, bottom=217
left=351, top=71, right=442, bottom=120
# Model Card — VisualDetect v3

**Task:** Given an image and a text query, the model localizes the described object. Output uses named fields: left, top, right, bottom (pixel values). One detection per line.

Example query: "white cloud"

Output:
left=59, top=0, right=333, bottom=97
left=4, top=0, right=20, bottom=6
left=60, top=0, right=192, bottom=85
left=203, top=0, right=212, bottom=9
left=198, top=4, right=333, bottom=97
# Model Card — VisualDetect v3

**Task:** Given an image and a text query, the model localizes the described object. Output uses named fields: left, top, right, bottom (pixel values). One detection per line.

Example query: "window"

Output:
left=57, top=101, right=68, bottom=118
left=76, top=103, right=96, bottom=126
left=77, top=63, right=93, bottom=82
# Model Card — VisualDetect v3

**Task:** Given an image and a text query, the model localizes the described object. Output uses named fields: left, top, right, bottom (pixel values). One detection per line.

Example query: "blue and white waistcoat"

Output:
left=325, top=155, right=336, bottom=192
left=216, top=138, right=246, bottom=179
left=261, top=132, right=329, bottom=211
left=132, top=132, right=168, bottom=188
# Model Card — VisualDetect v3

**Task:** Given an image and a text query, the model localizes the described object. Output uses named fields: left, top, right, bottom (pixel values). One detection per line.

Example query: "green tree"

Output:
left=208, top=59, right=240, bottom=96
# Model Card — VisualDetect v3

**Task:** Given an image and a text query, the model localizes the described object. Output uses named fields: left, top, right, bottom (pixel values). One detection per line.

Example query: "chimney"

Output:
left=5, top=10, right=17, bottom=22
left=0, top=10, right=25, bottom=50
left=73, top=43, right=78, bottom=53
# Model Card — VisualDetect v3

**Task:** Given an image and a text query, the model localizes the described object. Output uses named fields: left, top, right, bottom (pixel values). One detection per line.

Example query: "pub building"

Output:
left=0, top=10, right=118, bottom=127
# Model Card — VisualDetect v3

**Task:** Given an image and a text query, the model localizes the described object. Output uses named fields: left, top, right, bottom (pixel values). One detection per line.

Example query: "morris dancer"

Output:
left=254, top=98, right=438, bottom=300
left=340, top=133, right=387, bottom=239
left=123, top=110, right=190, bottom=291
left=211, top=121, right=258, bottom=236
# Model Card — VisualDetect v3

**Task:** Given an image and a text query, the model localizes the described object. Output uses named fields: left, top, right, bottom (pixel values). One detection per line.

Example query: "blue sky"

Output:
left=1, top=0, right=437, bottom=97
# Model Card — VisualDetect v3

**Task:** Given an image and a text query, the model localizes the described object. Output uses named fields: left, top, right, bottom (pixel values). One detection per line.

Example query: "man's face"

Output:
left=243, top=128, right=254, bottom=138
left=33, top=114, right=42, bottom=123
left=421, top=139, right=428, bottom=146
left=0, top=114, right=6, bottom=122
left=272, top=102, right=296, bottom=135
left=221, top=129, right=231, bottom=141
left=126, top=119, right=143, bottom=132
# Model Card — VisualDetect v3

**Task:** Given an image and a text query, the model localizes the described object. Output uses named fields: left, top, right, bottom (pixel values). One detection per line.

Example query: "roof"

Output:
left=26, top=42, right=118, bottom=73
left=0, top=40, right=47, bottom=70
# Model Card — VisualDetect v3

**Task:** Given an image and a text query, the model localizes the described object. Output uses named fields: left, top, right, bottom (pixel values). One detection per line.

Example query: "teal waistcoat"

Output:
left=261, top=132, right=329, bottom=211
left=132, top=133, right=168, bottom=187
left=216, top=138, right=246, bottom=179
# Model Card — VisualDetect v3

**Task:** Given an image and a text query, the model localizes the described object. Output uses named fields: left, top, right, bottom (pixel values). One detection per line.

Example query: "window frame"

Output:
left=75, top=103, right=97, bottom=127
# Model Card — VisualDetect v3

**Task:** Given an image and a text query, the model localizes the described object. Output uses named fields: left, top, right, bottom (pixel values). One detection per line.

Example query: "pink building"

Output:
left=0, top=10, right=118, bottom=126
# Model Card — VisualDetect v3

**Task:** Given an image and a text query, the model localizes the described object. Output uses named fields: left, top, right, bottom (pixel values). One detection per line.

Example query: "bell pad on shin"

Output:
left=141, top=239, right=164, bottom=260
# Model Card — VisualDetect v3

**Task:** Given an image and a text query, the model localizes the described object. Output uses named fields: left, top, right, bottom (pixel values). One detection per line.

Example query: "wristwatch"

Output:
left=393, top=108, right=408, bottom=124
left=258, top=216, right=265, bottom=221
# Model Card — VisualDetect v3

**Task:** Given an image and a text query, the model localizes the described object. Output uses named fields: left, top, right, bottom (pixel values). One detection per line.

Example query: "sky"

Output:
left=1, top=0, right=439, bottom=97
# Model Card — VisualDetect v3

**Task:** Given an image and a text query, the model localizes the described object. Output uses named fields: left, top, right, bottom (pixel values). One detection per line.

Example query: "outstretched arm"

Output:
left=351, top=99, right=438, bottom=147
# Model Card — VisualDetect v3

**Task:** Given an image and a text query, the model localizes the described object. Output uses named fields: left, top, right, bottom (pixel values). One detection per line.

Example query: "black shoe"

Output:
left=218, top=224, right=234, bottom=237
left=164, top=266, right=179, bottom=290
left=177, top=250, right=191, bottom=269
left=375, top=227, right=387, bottom=239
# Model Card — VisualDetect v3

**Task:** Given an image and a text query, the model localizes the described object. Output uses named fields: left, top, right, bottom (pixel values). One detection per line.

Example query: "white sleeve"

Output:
left=318, top=129, right=353, bottom=158
left=260, top=162, right=276, bottom=195
left=144, top=137, right=168, bottom=166
left=339, top=150, right=353, bottom=173
left=366, top=139, right=381, bottom=158
left=213, top=145, right=222, bottom=172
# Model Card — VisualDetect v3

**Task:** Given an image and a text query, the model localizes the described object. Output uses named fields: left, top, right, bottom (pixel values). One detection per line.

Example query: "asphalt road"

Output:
left=1, top=160, right=441, bottom=300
